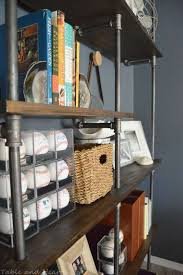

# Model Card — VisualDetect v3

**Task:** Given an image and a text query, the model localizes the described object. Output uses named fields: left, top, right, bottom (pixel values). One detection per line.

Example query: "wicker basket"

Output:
left=74, top=144, right=113, bottom=204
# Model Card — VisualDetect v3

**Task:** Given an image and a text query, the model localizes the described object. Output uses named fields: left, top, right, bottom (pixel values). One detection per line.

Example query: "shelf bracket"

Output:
left=76, top=14, right=123, bottom=37
left=76, top=121, right=114, bottom=129
left=124, top=59, right=151, bottom=66
left=76, top=21, right=112, bottom=36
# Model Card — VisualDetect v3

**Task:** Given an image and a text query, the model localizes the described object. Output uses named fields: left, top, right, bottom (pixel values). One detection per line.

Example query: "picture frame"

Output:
left=57, top=235, right=98, bottom=275
left=120, top=121, right=152, bottom=159
left=112, top=139, right=133, bottom=168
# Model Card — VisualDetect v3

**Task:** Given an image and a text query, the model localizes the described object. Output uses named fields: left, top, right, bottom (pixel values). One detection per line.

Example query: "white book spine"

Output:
left=144, top=197, right=149, bottom=239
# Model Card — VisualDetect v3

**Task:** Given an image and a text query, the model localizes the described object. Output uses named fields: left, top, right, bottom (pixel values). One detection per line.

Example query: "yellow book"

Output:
left=75, top=41, right=80, bottom=107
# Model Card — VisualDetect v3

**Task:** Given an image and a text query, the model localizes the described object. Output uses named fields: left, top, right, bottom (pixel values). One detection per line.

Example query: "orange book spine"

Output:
left=57, top=11, right=65, bottom=106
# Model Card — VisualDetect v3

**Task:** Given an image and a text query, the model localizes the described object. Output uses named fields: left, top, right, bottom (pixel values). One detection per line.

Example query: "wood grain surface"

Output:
left=0, top=100, right=134, bottom=119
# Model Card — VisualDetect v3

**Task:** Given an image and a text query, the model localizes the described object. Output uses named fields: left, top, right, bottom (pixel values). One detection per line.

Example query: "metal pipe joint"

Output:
left=5, top=115, right=22, bottom=147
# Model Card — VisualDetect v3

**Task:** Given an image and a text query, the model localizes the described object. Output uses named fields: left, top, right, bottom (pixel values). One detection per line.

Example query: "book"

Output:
left=100, top=190, right=145, bottom=262
left=0, top=9, right=52, bottom=104
left=52, top=11, right=58, bottom=104
left=75, top=41, right=80, bottom=107
left=144, top=197, right=149, bottom=239
left=65, top=22, right=73, bottom=107
left=148, top=198, right=152, bottom=232
left=57, top=11, right=65, bottom=106
left=72, top=30, right=76, bottom=107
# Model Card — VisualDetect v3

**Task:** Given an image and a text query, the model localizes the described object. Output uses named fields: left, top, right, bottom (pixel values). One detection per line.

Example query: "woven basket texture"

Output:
left=74, top=144, right=113, bottom=204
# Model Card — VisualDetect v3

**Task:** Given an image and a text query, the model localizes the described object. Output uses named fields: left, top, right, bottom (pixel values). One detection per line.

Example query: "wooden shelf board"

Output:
left=18, top=0, right=162, bottom=62
left=0, top=160, right=160, bottom=272
left=0, top=100, right=133, bottom=119
left=121, top=225, right=157, bottom=275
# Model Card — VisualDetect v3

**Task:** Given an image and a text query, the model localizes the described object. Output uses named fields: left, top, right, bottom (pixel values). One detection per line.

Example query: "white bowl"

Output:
left=74, top=120, right=114, bottom=140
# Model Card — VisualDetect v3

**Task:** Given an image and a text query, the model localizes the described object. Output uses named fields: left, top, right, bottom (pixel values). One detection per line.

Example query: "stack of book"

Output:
left=0, top=9, right=80, bottom=107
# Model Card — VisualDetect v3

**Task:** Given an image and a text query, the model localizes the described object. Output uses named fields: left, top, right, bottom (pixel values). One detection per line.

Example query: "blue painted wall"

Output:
left=2, top=0, right=183, bottom=265
left=134, top=0, right=183, bottom=263
left=0, top=0, right=134, bottom=130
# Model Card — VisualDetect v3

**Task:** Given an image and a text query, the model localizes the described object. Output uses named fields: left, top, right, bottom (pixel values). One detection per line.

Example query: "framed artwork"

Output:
left=120, top=121, right=152, bottom=159
left=57, top=235, right=98, bottom=275
left=112, top=139, right=133, bottom=168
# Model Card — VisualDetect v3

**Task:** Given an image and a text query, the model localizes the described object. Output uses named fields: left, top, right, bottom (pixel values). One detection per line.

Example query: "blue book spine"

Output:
left=65, top=22, right=73, bottom=107
left=46, top=11, right=52, bottom=104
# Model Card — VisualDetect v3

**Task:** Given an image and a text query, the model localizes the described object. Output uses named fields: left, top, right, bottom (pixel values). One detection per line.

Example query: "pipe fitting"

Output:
left=5, top=115, right=21, bottom=147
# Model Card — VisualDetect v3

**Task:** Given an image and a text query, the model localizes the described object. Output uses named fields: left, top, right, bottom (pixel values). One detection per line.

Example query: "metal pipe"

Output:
left=6, top=116, right=25, bottom=261
left=77, top=121, right=114, bottom=129
left=147, top=0, right=157, bottom=270
left=147, top=246, right=152, bottom=270
left=151, top=55, right=156, bottom=160
left=6, top=0, right=18, bottom=101
left=124, top=59, right=151, bottom=66
left=5, top=0, right=25, bottom=260
left=147, top=54, right=156, bottom=271
left=114, top=13, right=122, bottom=275
left=78, top=22, right=110, bottom=36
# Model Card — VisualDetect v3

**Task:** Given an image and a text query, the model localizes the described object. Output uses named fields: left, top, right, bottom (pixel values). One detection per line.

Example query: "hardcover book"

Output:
left=0, top=9, right=52, bottom=104
left=144, top=197, right=149, bottom=239
left=65, top=22, right=73, bottom=107
left=72, top=30, right=76, bottom=107
left=75, top=41, right=80, bottom=107
left=52, top=11, right=58, bottom=104
left=58, top=11, right=65, bottom=106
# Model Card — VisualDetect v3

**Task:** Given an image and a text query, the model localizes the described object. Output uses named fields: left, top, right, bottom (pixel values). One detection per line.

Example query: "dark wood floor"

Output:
left=141, top=263, right=183, bottom=275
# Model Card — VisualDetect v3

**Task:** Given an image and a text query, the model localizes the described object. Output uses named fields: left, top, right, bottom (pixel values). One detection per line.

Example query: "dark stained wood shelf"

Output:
left=121, top=225, right=157, bottom=275
left=0, top=160, right=160, bottom=273
left=18, top=0, right=162, bottom=63
left=0, top=100, right=133, bottom=119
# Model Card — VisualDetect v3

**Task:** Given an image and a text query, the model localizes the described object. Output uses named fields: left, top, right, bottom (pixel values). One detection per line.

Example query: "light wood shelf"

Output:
left=0, top=100, right=134, bottom=119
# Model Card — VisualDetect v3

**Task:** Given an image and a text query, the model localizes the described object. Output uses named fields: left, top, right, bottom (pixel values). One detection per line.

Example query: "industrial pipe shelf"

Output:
left=18, top=0, right=162, bottom=63
left=0, top=160, right=160, bottom=273
left=121, top=225, right=157, bottom=275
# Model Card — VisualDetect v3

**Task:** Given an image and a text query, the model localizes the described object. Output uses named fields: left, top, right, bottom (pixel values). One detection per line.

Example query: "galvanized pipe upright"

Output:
left=150, top=53, right=156, bottom=200
left=5, top=0, right=25, bottom=260
left=147, top=0, right=157, bottom=270
left=6, top=0, right=18, bottom=101
left=114, top=13, right=122, bottom=275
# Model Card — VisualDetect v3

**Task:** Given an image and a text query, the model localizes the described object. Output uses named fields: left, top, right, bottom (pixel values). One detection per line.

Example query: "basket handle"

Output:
left=100, top=154, right=107, bottom=164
